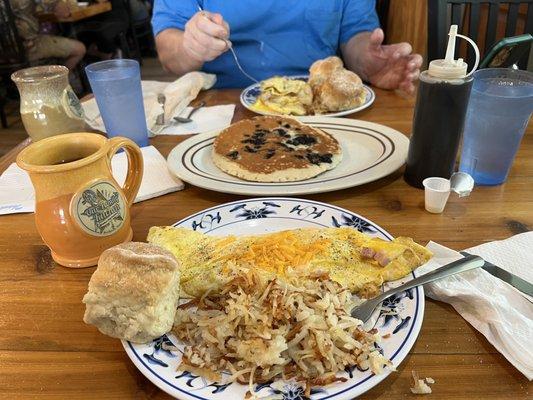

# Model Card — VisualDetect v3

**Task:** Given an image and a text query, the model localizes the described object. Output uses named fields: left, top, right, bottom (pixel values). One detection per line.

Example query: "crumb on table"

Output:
left=410, top=370, right=435, bottom=395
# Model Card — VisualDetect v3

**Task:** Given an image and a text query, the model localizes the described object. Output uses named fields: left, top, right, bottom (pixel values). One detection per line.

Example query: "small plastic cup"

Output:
left=423, top=177, right=451, bottom=214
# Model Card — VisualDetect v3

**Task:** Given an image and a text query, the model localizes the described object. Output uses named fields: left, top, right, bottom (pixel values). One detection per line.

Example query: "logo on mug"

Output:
left=72, top=181, right=126, bottom=236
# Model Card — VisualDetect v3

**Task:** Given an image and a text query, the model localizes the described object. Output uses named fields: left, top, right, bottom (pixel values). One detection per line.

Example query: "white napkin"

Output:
left=0, top=146, right=183, bottom=215
left=419, top=233, right=533, bottom=380
left=153, top=104, right=236, bottom=135
left=0, top=163, right=34, bottom=214
left=111, top=145, right=184, bottom=201
left=82, top=73, right=234, bottom=136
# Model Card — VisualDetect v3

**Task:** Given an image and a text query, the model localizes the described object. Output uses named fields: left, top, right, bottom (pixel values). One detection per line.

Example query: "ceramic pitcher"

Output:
left=11, top=65, right=88, bottom=141
left=16, top=133, right=143, bottom=268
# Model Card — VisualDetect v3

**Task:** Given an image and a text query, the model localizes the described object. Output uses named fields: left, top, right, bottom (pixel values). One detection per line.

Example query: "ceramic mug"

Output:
left=17, top=133, right=143, bottom=268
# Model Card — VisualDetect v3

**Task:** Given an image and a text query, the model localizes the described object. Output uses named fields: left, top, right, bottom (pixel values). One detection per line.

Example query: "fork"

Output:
left=173, top=101, right=206, bottom=123
left=351, top=254, right=485, bottom=323
left=196, top=3, right=259, bottom=83
left=155, top=93, right=166, bottom=125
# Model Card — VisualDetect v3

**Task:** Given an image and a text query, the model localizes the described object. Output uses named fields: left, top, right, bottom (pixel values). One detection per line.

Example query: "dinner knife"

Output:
left=460, top=251, right=533, bottom=297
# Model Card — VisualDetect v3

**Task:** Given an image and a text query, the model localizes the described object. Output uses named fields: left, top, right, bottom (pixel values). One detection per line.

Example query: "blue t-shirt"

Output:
left=152, top=0, right=379, bottom=88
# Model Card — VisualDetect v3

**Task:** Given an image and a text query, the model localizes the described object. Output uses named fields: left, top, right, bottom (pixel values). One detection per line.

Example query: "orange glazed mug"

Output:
left=17, top=133, right=143, bottom=268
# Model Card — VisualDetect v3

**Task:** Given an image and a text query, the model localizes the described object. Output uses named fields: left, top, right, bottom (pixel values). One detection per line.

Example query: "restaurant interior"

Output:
left=0, top=1, right=532, bottom=399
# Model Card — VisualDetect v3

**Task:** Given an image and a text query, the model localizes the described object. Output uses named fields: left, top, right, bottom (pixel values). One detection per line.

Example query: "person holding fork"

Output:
left=152, top=0, right=422, bottom=92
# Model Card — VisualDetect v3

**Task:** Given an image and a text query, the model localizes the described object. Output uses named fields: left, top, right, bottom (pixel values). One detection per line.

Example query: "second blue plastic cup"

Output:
left=459, top=68, right=533, bottom=185
left=85, top=59, right=149, bottom=147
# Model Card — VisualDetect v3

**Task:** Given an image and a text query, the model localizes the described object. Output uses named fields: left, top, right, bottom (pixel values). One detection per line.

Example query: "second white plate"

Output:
left=240, top=75, right=375, bottom=117
left=167, top=117, right=409, bottom=196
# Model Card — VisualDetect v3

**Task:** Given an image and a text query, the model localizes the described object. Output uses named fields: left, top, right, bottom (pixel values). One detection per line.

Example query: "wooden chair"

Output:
left=123, top=0, right=156, bottom=64
left=428, top=0, right=533, bottom=68
left=0, top=0, right=29, bottom=128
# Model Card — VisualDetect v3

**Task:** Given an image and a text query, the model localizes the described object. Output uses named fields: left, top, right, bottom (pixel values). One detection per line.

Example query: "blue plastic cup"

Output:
left=459, top=68, right=533, bottom=185
left=85, top=59, right=149, bottom=147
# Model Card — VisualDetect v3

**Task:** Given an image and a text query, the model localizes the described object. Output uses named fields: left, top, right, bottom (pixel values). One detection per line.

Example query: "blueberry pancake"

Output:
left=212, top=116, right=342, bottom=182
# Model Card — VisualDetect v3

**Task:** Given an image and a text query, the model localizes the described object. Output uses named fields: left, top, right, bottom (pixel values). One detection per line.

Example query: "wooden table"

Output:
left=37, top=2, right=112, bottom=23
left=0, top=89, right=531, bottom=399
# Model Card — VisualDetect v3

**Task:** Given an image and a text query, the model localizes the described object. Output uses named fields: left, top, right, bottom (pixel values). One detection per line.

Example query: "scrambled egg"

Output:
left=251, top=77, right=313, bottom=116
left=147, top=227, right=432, bottom=299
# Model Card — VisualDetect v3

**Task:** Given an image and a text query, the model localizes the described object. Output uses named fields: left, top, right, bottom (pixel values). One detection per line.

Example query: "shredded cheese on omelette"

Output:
left=216, top=230, right=331, bottom=276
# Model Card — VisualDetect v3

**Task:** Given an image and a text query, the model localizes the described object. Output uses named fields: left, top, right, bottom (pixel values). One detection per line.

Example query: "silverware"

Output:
left=351, top=254, right=485, bottom=323
left=173, top=101, right=206, bottom=123
left=460, top=251, right=533, bottom=297
left=196, top=3, right=259, bottom=83
left=156, top=93, right=166, bottom=125
left=224, top=42, right=259, bottom=83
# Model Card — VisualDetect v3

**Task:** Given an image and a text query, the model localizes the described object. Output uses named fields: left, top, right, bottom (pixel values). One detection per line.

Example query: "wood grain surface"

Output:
left=0, top=88, right=531, bottom=399
left=37, top=2, right=112, bottom=23
left=386, top=0, right=427, bottom=64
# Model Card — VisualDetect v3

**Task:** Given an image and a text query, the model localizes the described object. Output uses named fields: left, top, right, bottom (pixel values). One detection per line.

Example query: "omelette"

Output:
left=147, top=227, right=432, bottom=299
left=252, top=77, right=313, bottom=116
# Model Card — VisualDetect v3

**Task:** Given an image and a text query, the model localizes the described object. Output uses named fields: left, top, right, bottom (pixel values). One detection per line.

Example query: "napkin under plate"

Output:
left=0, top=146, right=183, bottom=215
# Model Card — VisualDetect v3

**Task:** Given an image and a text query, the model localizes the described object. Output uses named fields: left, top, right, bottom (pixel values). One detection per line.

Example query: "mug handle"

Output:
left=107, top=137, right=144, bottom=205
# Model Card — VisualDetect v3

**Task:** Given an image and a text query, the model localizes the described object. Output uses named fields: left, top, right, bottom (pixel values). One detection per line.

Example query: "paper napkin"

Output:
left=152, top=104, right=236, bottom=135
left=82, top=73, right=235, bottom=135
left=111, top=145, right=184, bottom=201
left=419, top=233, right=533, bottom=380
left=0, top=146, right=183, bottom=215
left=0, top=163, right=34, bottom=214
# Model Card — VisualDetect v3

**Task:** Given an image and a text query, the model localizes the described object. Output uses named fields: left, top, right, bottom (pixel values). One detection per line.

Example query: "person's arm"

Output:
left=155, top=11, right=229, bottom=76
left=341, top=31, right=373, bottom=81
left=39, top=0, right=70, bottom=18
left=52, top=1, right=71, bottom=18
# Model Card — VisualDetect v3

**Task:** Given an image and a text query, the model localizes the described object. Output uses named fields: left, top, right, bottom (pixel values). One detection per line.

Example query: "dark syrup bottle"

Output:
left=404, top=25, right=478, bottom=188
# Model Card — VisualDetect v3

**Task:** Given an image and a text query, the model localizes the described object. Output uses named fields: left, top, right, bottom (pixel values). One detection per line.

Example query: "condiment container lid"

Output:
left=428, top=25, right=480, bottom=79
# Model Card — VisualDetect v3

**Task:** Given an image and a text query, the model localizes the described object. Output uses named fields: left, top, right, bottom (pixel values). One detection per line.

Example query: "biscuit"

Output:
left=83, top=242, right=180, bottom=343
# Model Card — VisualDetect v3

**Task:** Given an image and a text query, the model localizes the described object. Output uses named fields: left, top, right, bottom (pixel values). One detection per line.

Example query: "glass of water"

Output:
left=85, top=59, right=149, bottom=147
left=459, top=68, right=533, bottom=185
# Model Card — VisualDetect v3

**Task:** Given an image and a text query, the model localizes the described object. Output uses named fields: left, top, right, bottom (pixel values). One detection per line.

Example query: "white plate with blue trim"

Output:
left=123, top=198, right=424, bottom=400
left=240, top=75, right=375, bottom=118
left=167, top=117, right=409, bottom=196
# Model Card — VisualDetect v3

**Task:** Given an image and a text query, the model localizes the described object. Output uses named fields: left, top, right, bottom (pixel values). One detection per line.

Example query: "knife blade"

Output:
left=460, top=251, right=533, bottom=297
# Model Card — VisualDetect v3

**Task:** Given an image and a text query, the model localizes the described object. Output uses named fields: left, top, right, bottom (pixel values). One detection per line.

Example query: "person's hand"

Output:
left=183, top=11, right=230, bottom=63
left=53, top=1, right=71, bottom=19
left=359, top=28, right=422, bottom=94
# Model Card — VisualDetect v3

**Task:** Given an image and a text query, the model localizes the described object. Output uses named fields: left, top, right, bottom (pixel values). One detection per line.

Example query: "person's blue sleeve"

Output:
left=152, top=0, right=196, bottom=36
left=340, top=0, right=380, bottom=44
